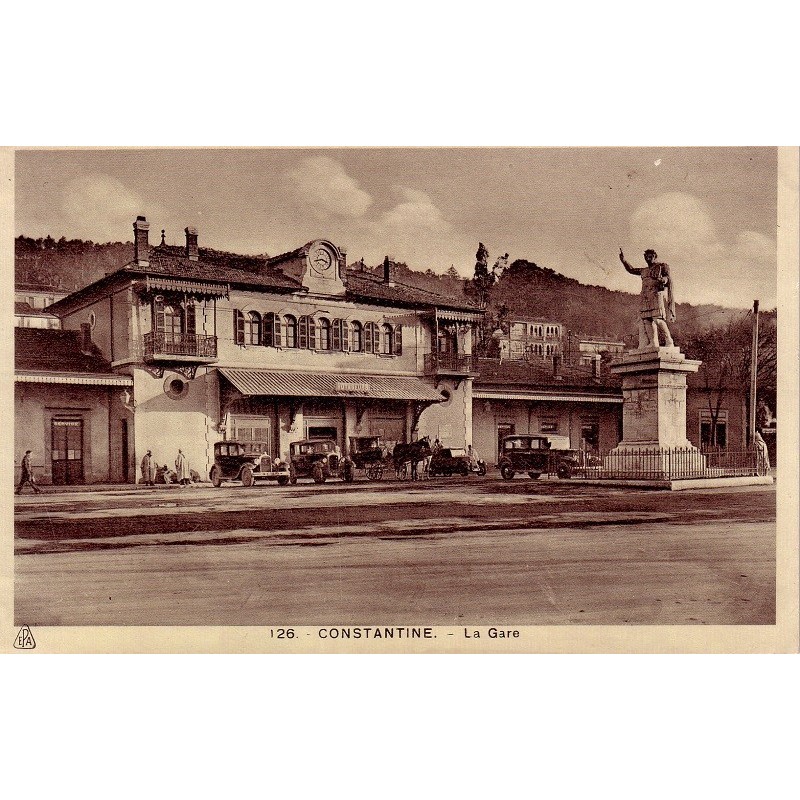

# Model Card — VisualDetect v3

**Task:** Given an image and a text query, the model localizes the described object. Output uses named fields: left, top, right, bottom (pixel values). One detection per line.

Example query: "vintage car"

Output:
left=209, top=441, right=290, bottom=487
left=289, top=438, right=355, bottom=484
left=497, top=434, right=597, bottom=480
left=429, top=447, right=487, bottom=477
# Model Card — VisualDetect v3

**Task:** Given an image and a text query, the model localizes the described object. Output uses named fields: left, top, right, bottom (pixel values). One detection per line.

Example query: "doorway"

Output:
left=51, top=418, right=84, bottom=485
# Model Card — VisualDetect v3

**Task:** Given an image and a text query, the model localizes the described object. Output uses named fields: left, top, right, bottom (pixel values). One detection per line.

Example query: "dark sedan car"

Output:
left=497, top=434, right=600, bottom=480
left=209, top=441, right=290, bottom=487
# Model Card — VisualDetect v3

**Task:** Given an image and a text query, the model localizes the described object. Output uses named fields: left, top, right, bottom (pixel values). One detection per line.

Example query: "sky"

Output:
left=15, top=147, right=778, bottom=309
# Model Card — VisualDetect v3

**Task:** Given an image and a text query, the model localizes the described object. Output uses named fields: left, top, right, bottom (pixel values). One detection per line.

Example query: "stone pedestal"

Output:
left=606, top=347, right=704, bottom=477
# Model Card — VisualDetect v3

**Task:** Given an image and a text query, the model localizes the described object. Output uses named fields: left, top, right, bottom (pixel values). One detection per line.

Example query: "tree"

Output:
left=684, top=311, right=777, bottom=446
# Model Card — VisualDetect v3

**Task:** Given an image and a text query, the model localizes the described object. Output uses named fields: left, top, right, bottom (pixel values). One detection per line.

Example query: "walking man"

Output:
left=141, top=449, right=155, bottom=486
left=175, top=449, right=190, bottom=486
left=15, top=450, right=42, bottom=494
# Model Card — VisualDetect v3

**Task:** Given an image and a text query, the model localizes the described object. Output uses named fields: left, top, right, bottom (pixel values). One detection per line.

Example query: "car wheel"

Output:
left=277, top=476, right=289, bottom=486
left=210, top=466, right=222, bottom=488
left=477, top=463, right=487, bottom=476
left=241, top=465, right=254, bottom=487
left=527, top=472, right=541, bottom=480
left=500, top=465, right=515, bottom=480
left=557, top=462, right=572, bottom=479
left=312, top=463, right=326, bottom=484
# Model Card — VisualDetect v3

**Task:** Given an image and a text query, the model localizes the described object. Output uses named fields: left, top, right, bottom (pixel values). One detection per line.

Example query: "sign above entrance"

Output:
left=335, top=381, right=370, bottom=394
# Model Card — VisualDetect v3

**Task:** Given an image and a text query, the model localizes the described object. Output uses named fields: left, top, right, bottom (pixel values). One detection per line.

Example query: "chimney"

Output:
left=185, top=226, right=199, bottom=261
left=383, top=256, right=396, bottom=287
left=133, top=216, right=150, bottom=266
left=79, top=322, right=93, bottom=354
left=552, top=354, right=563, bottom=380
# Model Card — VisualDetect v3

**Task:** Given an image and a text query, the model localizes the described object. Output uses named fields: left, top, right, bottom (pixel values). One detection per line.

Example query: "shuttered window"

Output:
left=233, top=309, right=245, bottom=345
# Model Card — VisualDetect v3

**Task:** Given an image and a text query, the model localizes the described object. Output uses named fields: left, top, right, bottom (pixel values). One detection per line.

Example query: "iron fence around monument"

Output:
left=571, top=446, right=763, bottom=481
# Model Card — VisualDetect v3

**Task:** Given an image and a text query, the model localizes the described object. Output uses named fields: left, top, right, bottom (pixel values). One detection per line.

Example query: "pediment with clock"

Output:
left=302, top=239, right=346, bottom=296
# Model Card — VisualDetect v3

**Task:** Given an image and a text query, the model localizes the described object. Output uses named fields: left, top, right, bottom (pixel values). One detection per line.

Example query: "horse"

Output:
left=392, top=436, right=431, bottom=481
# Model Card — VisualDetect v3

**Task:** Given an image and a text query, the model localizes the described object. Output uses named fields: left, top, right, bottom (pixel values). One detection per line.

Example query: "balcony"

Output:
left=424, top=352, right=474, bottom=376
left=143, top=331, right=218, bottom=363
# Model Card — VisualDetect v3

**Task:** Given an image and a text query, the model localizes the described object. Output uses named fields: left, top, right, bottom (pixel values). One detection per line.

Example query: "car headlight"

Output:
left=322, top=457, right=328, bottom=464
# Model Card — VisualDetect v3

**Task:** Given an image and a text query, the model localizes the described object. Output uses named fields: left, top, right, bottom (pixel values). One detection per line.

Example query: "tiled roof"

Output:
left=345, top=270, right=481, bottom=313
left=15, top=302, right=56, bottom=317
left=473, top=357, right=622, bottom=391
left=15, top=328, right=115, bottom=374
left=134, top=245, right=302, bottom=291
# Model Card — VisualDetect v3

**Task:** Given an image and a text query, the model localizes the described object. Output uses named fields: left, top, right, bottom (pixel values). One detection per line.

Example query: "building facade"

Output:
left=14, top=327, right=134, bottom=485
left=498, top=318, right=564, bottom=361
left=44, top=217, right=482, bottom=482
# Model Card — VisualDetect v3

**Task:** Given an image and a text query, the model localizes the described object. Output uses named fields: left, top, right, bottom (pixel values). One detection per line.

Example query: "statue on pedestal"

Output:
left=619, top=248, right=676, bottom=349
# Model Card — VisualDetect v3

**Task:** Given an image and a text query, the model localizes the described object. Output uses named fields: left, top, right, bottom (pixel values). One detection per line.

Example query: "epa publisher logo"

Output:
left=13, top=626, right=36, bottom=650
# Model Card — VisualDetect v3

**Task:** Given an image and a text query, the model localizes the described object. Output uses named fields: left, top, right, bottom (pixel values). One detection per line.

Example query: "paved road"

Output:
left=14, top=477, right=776, bottom=626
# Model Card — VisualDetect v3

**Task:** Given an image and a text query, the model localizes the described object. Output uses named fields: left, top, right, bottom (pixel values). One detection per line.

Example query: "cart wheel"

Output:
left=477, top=463, right=487, bottom=476
left=556, top=462, right=572, bottom=479
left=312, top=463, right=326, bottom=484
left=210, top=466, right=222, bottom=488
left=500, top=465, right=515, bottom=480
left=241, top=465, right=254, bottom=487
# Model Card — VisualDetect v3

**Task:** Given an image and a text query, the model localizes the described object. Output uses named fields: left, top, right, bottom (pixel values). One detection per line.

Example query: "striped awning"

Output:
left=144, top=276, right=229, bottom=298
left=15, top=371, right=133, bottom=387
left=474, top=389, right=623, bottom=404
left=219, top=368, right=443, bottom=402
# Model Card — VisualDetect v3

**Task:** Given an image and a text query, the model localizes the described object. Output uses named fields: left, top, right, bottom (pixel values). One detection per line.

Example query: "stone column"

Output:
left=607, top=346, right=703, bottom=477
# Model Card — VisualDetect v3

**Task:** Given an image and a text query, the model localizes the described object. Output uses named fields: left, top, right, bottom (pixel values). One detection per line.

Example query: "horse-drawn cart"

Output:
left=349, top=436, right=392, bottom=481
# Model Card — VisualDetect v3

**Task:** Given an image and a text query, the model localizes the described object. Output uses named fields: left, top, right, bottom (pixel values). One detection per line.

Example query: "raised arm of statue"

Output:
left=619, top=248, right=641, bottom=275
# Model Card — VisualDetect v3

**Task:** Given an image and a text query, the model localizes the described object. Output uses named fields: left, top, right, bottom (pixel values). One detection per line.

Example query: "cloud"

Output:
left=60, top=174, right=148, bottom=241
left=368, top=186, right=467, bottom=270
left=626, top=192, right=776, bottom=308
left=285, top=156, right=372, bottom=219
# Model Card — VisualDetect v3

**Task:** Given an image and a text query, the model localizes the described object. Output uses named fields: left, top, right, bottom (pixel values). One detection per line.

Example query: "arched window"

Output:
left=263, top=312, right=281, bottom=347
left=381, top=323, right=394, bottom=355
left=245, top=311, right=261, bottom=345
left=318, top=317, right=331, bottom=350
left=351, top=321, right=363, bottom=352
left=284, top=315, right=297, bottom=348
left=364, top=322, right=379, bottom=354
left=298, top=316, right=316, bottom=350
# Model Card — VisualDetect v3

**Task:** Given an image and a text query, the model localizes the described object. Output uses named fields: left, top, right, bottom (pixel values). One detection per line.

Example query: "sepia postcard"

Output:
left=2, top=146, right=797, bottom=654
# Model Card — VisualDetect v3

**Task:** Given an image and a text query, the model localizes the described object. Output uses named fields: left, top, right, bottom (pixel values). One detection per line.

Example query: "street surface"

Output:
left=14, top=476, right=776, bottom=626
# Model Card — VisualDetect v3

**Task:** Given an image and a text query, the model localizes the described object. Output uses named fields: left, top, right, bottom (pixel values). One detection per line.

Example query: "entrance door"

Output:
left=51, top=419, right=84, bottom=485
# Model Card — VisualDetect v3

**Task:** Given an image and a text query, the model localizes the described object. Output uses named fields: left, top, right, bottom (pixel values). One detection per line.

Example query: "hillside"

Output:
left=15, top=236, right=751, bottom=347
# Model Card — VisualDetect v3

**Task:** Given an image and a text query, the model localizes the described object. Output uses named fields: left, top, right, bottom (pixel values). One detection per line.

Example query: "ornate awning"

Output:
left=218, top=369, right=443, bottom=402
left=435, top=309, right=484, bottom=323
left=473, top=389, right=623, bottom=404
left=141, top=277, right=229, bottom=299
left=15, top=371, right=133, bottom=387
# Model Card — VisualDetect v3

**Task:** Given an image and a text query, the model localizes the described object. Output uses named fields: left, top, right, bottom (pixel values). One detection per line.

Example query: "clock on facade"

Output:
left=310, top=245, right=333, bottom=275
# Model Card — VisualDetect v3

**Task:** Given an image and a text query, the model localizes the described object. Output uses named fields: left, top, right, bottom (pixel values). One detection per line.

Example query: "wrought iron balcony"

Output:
left=143, top=331, right=218, bottom=362
left=424, top=352, right=474, bottom=376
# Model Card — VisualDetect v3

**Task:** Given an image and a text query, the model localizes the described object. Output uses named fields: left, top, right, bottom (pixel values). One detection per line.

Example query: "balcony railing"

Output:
left=424, top=352, right=474, bottom=375
left=143, top=331, right=218, bottom=361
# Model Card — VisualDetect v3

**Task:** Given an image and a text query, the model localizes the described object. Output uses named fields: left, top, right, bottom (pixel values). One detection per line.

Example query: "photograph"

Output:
left=5, top=146, right=797, bottom=652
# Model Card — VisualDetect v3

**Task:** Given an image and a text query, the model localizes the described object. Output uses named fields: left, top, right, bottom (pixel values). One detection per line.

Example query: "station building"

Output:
left=41, top=217, right=483, bottom=482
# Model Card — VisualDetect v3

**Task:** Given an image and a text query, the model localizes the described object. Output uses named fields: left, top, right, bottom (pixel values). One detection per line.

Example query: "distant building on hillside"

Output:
left=14, top=282, right=68, bottom=328
left=571, top=335, right=626, bottom=369
left=498, top=318, right=564, bottom=361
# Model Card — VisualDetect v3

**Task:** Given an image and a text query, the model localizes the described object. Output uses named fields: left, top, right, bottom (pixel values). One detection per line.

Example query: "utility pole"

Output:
left=749, top=299, right=759, bottom=444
